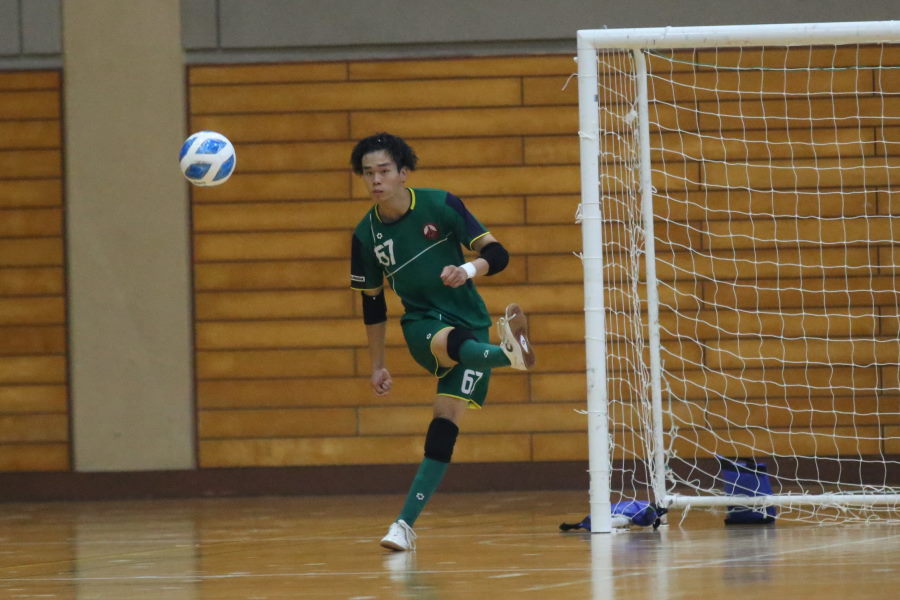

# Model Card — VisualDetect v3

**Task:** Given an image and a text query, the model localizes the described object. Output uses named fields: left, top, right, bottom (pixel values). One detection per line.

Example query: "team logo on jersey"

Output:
left=423, top=223, right=440, bottom=240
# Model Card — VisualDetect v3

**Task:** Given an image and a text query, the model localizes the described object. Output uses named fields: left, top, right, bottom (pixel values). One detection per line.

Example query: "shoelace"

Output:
left=398, top=520, right=417, bottom=549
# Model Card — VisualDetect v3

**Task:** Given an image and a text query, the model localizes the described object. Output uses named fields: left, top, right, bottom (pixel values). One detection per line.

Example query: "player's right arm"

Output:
left=362, top=290, right=392, bottom=396
left=352, top=230, right=392, bottom=396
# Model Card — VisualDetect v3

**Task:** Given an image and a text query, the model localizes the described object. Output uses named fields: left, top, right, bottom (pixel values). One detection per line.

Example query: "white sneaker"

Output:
left=497, top=303, right=535, bottom=371
left=380, top=519, right=416, bottom=551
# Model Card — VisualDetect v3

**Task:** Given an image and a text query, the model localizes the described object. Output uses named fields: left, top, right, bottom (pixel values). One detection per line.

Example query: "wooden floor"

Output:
left=0, top=490, right=898, bottom=599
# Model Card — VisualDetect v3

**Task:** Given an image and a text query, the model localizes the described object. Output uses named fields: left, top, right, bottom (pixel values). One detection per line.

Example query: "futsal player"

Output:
left=349, top=132, right=535, bottom=551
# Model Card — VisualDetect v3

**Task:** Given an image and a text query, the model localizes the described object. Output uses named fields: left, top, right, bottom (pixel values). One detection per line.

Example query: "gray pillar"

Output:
left=64, top=0, right=195, bottom=471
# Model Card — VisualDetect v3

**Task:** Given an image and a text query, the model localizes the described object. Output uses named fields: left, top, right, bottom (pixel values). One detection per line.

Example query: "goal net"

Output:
left=576, top=22, right=900, bottom=531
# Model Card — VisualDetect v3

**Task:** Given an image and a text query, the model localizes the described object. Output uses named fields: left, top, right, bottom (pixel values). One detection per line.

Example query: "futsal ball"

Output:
left=179, top=131, right=236, bottom=186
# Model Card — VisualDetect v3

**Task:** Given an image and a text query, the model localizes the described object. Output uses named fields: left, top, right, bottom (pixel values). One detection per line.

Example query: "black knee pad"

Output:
left=446, top=327, right=477, bottom=363
left=424, top=417, right=459, bottom=463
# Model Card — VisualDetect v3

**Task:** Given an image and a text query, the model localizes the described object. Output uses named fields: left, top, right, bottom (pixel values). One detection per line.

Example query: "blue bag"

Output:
left=559, top=500, right=666, bottom=531
left=612, top=500, right=665, bottom=527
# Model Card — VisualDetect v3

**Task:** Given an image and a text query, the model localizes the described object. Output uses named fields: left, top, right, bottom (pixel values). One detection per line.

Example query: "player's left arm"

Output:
left=440, top=232, right=509, bottom=288
left=439, top=192, right=510, bottom=288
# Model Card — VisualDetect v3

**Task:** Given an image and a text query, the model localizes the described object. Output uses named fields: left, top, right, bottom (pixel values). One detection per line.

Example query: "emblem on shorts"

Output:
left=423, top=223, right=440, bottom=240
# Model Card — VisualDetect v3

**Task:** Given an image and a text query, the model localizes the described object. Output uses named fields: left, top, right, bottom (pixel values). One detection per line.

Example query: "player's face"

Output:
left=360, top=150, right=408, bottom=203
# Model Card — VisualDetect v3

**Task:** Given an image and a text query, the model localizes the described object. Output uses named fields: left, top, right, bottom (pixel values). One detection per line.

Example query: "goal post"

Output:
left=577, top=21, right=900, bottom=532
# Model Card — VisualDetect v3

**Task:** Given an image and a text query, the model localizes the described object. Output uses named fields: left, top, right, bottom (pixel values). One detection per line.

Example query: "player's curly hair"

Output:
left=350, top=132, right=418, bottom=175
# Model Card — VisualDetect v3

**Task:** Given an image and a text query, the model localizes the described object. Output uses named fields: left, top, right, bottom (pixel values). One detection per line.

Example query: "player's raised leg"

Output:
left=432, top=304, right=536, bottom=372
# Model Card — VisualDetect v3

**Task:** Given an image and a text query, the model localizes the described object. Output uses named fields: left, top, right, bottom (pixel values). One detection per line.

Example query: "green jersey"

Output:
left=350, top=187, right=492, bottom=329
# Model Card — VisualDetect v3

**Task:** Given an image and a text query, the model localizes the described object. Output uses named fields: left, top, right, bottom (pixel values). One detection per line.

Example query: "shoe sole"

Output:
left=380, top=539, right=408, bottom=551
left=504, top=303, right=535, bottom=369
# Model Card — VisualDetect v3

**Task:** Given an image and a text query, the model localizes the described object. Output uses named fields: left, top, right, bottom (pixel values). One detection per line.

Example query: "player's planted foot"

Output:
left=380, top=519, right=416, bottom=551
left=498, top=303, right=535, bottom=370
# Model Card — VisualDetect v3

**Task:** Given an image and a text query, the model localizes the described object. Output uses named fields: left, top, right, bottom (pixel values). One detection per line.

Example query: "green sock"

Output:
left=457, top=339, right=511, bottom=369
left=398, top=457, right=449, bottom=526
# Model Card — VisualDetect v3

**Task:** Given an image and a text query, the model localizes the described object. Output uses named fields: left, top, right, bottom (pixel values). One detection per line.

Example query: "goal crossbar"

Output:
left=578, top=20, right=900, bottom=50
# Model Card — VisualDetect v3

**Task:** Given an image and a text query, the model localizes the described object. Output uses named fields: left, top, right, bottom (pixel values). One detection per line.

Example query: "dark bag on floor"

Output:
left=718, top=456, right=777, bottom=525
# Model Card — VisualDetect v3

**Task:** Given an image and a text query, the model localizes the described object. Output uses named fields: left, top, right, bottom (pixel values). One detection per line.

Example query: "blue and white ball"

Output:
left=179, top=131, right=236, bottom=186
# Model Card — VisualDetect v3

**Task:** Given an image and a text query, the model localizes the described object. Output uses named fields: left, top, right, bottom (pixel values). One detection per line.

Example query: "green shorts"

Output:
left=401, top=318, right=492, bottom=408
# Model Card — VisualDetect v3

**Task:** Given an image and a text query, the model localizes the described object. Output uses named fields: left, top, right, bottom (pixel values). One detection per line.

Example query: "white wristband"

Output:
left=461, top=262, right=478, bottom=279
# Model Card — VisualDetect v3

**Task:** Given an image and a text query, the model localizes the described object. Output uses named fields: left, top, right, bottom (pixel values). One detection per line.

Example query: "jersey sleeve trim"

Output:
left=469, top=231, right=490, bottom=250
left=350, top=230, right=383, bottom=290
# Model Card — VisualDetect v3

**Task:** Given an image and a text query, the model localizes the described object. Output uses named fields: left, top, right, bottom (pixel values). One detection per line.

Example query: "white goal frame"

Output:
left=577, top=21, right=900, bottom=533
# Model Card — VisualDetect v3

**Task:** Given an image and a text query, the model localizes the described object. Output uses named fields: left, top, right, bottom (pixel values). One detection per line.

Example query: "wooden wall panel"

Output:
left=197, top=373, right=527, bottom=410
left=699, top=190, right=876, bottom=218
left=697, top=97, right=900, bottom=130
left=651, top=69, right=871, bottom=102
left=703, top=157, right=900, bottom=192
left=195, top=259, right=348, bottom=291
left=351, top=106, right=578, bottom=138
left=656, top=127, right=878, bottom=162
left=195, top=289, right=353, bottom=320
left=0, top=180, right=63, bottom=208
left=347, top=55, right=575, bottom=80
left=0, top=444, right=68, bottom=471
left=199, top=408, right=357, bottom=438
left=196, top=349, right=354, bottom=379
left=191, top=113, right=349, bottom=143
left=0, top=121, right=60, bottom=149
left=0, top=385, right=67, bottom=413
left=194, top=231, right=349, bottom=261
left=705, top=275, right=898, bottom=309
left=189, top=50, right=900, bottom=470
left=0, top=149, right=62, bottom=178
left=191, top=78, right=523, bottom=112
left=190, top=63, right=349, bottom=85
left=194, top=200, right=369, bottom=232
left=200, top=433, right=531, bottom=467
left=0, top=297, right=65, bottom=324
left=0, top=70, right=68, bottom=472
left=0, top=91, right=60, bottom=118
left=695, top=46, right=892, bottom=70
left=193, top=171, right=349, bottom=202
left=0, top=208, right=63, bottom=237
left=0, top=238, right=63, bottom=266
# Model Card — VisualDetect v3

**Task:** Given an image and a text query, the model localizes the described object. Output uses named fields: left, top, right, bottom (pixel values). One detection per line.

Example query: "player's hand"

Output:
left=371, top=368, right=393, bottom=396
left=440, top=265, right=468, bottom=288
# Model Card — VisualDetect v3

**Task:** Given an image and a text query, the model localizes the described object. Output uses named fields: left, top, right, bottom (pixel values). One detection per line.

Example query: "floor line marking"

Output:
left=521, top=530, right=900, bottom=592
